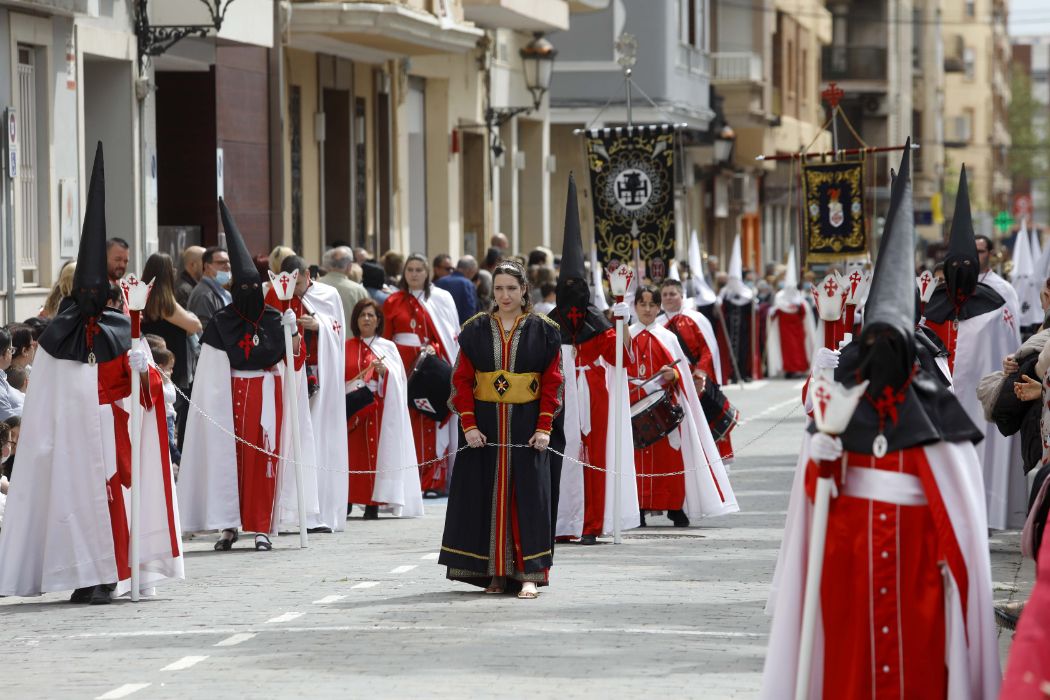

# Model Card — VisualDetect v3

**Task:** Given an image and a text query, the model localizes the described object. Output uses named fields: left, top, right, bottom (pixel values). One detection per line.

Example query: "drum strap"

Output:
left=474, top=370, right=542, bottom=404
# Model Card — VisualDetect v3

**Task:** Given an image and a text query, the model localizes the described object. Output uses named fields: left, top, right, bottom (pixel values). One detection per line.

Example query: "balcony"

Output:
left=289, top=1, right=483, bottom=57
left=676, top=44, right=709, bottom=77
left=821, top=46, right=887, bottom=82
left=710, top=52, right=762, bottom=84
left=463, top=0, right=569, bottom=32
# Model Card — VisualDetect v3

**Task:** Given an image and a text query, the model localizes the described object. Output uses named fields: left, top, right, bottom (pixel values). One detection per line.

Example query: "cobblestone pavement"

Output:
left=0, top=379, right=1033, bottom=699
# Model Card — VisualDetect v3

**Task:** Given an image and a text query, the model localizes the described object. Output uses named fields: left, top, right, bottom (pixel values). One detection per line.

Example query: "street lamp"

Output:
left=485, top=33, right=558, bottom=159
left=714, top=124, right=736, bottom=164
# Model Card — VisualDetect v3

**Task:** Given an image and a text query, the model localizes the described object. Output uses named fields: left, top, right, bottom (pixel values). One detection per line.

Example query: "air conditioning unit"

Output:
left=862, top=94, right=889, bottom=116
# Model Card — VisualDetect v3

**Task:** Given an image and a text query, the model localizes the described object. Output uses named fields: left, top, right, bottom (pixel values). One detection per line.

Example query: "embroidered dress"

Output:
left=439, top=312, right=563, bottom=587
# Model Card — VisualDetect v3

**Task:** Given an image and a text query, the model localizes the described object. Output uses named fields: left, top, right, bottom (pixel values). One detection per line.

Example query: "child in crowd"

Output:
left=152, top=347, right=181, bottom=474
left=6, top=366, right=27, bottom=395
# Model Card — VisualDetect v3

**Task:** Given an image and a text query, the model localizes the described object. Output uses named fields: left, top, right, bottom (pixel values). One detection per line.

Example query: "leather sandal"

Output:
left=254, top=534, right=272, bottom=551
left=214, top=529, right=238, bottom=551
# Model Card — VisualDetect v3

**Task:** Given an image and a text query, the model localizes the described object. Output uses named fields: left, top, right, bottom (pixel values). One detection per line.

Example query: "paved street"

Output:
left=0, top=378, right=1034, bottom=699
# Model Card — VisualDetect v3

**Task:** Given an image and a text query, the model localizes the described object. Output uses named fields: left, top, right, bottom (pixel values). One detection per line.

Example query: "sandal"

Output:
left=484, top=577, right=505, bottom=594
left=517, top=586, right=539, bottom=600
left=214, top=529, right=238, bottom=551
left=254, top=534, right=272, bottom=551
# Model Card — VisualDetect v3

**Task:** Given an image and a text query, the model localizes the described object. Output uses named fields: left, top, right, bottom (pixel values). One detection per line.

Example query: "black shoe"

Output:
left=995, top=603, right=1023, bottom=631
left=639, top=510, right=647, bottom=527
left=347, top=504, right=353, bottom=518
left=579, top=534, right=598, bottom=545
left=89, top=584, right=113, bottom=605
left=363, top=505, right=379, bottom=520
left=70, top=587, right=93, bottom=604
left=668, top=509, right=690, bottom=527
left=423, top=490, right=447, bottom=499
left=307, top=526, right=333, bottom=534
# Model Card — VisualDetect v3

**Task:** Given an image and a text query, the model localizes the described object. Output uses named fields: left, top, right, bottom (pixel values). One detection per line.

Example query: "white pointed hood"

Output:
left=689, top=230, right=717, bottom=306
left=1012, top=219, right=1044, bottom=326
left=720, top=234, right=754, bottom=303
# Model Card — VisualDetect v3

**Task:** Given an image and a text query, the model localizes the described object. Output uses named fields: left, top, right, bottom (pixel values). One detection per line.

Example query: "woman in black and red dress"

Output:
left=439, top=261, right=563, bottom=600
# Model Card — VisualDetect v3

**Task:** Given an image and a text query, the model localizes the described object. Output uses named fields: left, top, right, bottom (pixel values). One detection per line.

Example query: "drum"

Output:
left=407, top=349, right=452, bottom=422
left=699, top=381, right=739, bottom=442
left=630, top=390, right=685, bottom=449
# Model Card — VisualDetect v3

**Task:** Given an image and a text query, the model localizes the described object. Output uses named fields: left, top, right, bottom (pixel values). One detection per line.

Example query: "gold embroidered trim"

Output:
left=441, top=545, right=489, bottom=561
left=473, top=370, right=542, bottom=404
left=523, top=549, right=552, bottom=561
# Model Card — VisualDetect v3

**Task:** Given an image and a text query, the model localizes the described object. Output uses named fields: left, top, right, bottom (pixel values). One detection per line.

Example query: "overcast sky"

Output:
left=1010, top=0, right=1050, bottom=38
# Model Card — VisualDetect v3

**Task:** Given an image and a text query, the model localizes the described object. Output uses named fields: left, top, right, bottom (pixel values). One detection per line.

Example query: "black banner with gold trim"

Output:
left=585, top=125, right=675, bottom=278
left=802, top=161, right=867, bottom=262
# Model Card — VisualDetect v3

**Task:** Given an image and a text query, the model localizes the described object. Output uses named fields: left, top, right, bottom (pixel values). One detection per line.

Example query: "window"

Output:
left=965, top=0, right=976, bottom=18
left=787, top=39, right=795, bottom=94
left=912, top=8, right=922, bottom=72
left=679, top=0, right=707, bottom=50
left=963, top=46, right=976, bottom=80
left=15, top=46, right=39, bottom=287
left=289, top=86, right=303, bottom=253
left=951, top=109, right=974, bottom=143
left=801, top=48, right=808, bottom=100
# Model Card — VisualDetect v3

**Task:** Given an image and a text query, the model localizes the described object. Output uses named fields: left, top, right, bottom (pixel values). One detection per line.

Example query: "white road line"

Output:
left=390, top=564, right=417, bottom=574
left=351, top=581, right=380, bottom=589
left=312, top=595, right=346, bottom=605
left=736, top=397, right=800, bottom=427
left=266, top=611, right=305, bottom=624
left=214, top=633, right=256, bottom=647
left=420, top=552, right=439, bottom=560
left=96, top=684, right=151, bottom=699
left=161, top=655, right=209, bottom=672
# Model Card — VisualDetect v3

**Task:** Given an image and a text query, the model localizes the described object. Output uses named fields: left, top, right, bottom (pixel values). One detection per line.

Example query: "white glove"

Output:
left=281, top=309, right=297, bottom=330
left=809, top=433, right=843, bottom=462
left=129, top=346, right=149, bottom=373
left=611, top=302, right=630, bottom=320
left=813, top=347, right=840, bottom=370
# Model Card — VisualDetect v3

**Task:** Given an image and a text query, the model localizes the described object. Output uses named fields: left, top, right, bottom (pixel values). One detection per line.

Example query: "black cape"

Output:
left=720, top=299, right=753, bottom=381
left=439, top=313, right=563, bottom=587
left=201, top=305, right=286, bottom=371
left=39, top=302, right=130, bottom=364
left=814, top=340, right=983, bottom=455
left=923, top=282, right=1005, bottom=324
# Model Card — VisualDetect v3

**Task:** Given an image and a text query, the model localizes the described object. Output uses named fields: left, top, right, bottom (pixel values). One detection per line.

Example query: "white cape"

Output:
left=365, top=336, right=424, bottom=517
left=556, top=344, right=640, bottom=537
left=766, top=295, right=818, bottom=378
left=415, top=287, right=461, bottom=475
left=0, top=348, right=183, bottom=596
left=301, top=285, right=349, bottom=532
left=982, top=270, right=1021, bottom=327
left=662, top=308, right=722, bottom=385
left=949, top=306, right=1026, bottom=529
left=761, top=440, right=1001, bottom=699
left=178, top=344, right=290, bottom=535
left=630, top=322, right=739, bottom=519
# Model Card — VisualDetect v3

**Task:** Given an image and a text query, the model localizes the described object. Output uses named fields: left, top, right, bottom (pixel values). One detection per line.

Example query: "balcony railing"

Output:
left=676, top=44, right=710, bottom=77
left=710, top=52, right=762, bottom=84
left=821, top=46, right=887, bottom=81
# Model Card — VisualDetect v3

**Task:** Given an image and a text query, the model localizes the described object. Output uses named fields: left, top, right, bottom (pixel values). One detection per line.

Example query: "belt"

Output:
left=231, top=367, right=280, bottom=378
left=841, top=466, right=927, bottom=506
left=474, top=370, right=542, bottom=404
left=393, top=333, right=422, bottom=347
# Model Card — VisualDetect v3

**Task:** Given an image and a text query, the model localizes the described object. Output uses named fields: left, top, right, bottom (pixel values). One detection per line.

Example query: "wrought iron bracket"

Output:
left=134, top=0, right=236, bottom=66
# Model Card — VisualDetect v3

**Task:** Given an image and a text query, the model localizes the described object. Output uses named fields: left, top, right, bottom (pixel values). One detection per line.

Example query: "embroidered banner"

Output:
left=802, top=160, right=867, bottom=262
left=585, top=125, right=675, bottom=279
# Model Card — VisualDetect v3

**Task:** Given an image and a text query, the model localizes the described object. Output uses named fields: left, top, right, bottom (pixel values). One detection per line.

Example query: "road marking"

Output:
left=736, top=397, right=800, bottom=427
left=97, top=684, right=151, bottom=699
left=352, top=581, right=380, bottom=589
left=266, top=611, right=304, bottom=624
left=214, top=633, right=256, bottom=647
left=723, top=379, right=769, bottom=392
left=733, top=490, right=790, bottom=497
left=390, top=564, right=417, bottom=574
left=420, top=552, right=439, bottom=560
left=161, top=655, right=208, bottom=671
left=66, top=624, right=768, bottom=642
left=312, top=594, right=346, bottom=604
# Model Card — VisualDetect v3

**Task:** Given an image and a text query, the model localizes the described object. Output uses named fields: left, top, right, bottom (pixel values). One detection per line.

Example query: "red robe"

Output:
left=572, top=328, right=618, bottom=537
left=383, top=291, right=451, bottom=492
left=769, top=307, right=810, bottom=373
left=345, top=337, right=387, bottom=506
left=232, top=371, right=284, bottom=534
left=628, top=329, right=687, bottom=511
left=804, top=447, right=970, bottom=698
left=665, top=312, right=734, bottom=461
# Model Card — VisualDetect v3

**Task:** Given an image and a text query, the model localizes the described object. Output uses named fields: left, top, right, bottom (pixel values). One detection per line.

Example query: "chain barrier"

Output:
left=168, top=366, right=803, bottom=479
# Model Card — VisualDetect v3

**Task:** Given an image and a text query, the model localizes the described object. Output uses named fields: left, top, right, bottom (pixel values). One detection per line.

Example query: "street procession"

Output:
left=1, top=1, right=1049, bottom=698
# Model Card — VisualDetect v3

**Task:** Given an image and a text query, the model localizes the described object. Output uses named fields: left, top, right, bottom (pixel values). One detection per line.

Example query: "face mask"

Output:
left=215, top=270, right=232, bottom=287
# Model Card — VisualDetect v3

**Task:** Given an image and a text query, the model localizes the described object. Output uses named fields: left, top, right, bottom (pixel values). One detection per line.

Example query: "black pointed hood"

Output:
left=944, top=165, right=980, bottom=303
left=219, top=197, right=264, bottom=320
left=863, top=139, right=915, bottom=342
left=559, top=173, right=585, bottom=282
left=552, top=173, right=610, bottom=344
left=73, top=141, right=111, bottom=318
left=200, top=198, right=284, bottom=370
left=38, top=142, right=130, bottom=365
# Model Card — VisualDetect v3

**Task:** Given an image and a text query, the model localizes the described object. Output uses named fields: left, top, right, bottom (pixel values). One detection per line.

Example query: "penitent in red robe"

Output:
left=572, top=327, right=617, bottom=537
left=383, top=291, right=452, bottom=492
left=345, top=336, right=386, bottom=506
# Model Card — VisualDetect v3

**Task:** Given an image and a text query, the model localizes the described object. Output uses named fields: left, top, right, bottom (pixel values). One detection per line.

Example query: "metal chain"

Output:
left=168, top=365, right=802, bottom=478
